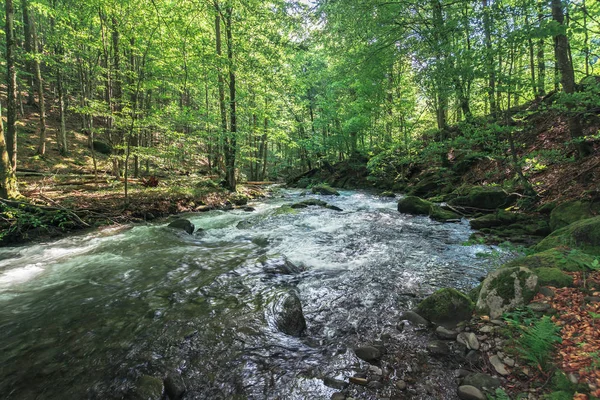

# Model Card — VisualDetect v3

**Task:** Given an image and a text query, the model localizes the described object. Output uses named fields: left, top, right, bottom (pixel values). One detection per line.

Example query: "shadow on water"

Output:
left=0, top=190, right=504, bottom=399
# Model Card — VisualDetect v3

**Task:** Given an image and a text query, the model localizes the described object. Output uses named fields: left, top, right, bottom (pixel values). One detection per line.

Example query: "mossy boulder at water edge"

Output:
left=476, top=267, right=539, bottom=319
left=449, top=186, right=517, bottom=211
left=415, top=288, right=474, bottom=324
left=504, top=248, right=597, bottom=272
left=550, top=200, right=600, bottom=231
left=469, top=210, right=521, bottom=230
left=311, top=184, right=340, bottom=196
left=397, top=196, right=460, bottom=222
left=535, top=216, right=600, bottom=256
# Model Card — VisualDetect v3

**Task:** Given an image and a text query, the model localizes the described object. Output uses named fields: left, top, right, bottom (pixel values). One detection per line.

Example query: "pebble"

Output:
left=457, top=332, right=480, bottom=350
left=369, top=365, right=383, bottom=376
left=395, top=380, right=407, bottom=390
left=478, top=325, right=494, bottom=333
left=489, top=355, right=509, bottom=376
left=436, top=326, right=458, bottom=340
left=539, top=287, right=556, bottom=298
left=457, top=385, right=486, bottom=400
left=427, top=340, right=450, bottom=356
left=349, top=377, right=368, bottom=386
left=399, top=311, right=429, bottom=326
left=490, top=319, right=505, bottom=326
left=331, top=394, right=345, bottom=400
left=585, top=296, right=600, bottom=304
left=504, top=357, right=516, bottom=367
left=529, top=302, right=550, bottom=313
left=367, top=381, right=384, bottom=390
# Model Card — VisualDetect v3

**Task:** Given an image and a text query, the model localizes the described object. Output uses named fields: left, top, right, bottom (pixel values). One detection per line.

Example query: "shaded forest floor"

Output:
left=1, top=103, right=266, bottom=245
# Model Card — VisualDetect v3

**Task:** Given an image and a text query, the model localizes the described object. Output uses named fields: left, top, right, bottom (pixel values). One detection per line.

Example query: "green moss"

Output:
left=534, top=267, right=573, bottom=288
left=397, top=196, right=432, bottom=215
left=449, top=186, right=516, bottom=210
left=486, top=268, right=538, bottom=307
left=469, top=209, right=521, bottom=230
left=535, top=216, right=600, bottom=256
left=415, top=288, right=474, bottom=323
left=505, top=248, right=597, bottom=272
left=468, top=284, right=482, bottom=303
left=429, top=205, right=460, bottom=222
left=311, top=184, right=340, bottom=196
left=273, top=205, right=299, bottom=216
left=379, top=191, right=396, bottom=198
left=550, top=200, right=600, bottom=231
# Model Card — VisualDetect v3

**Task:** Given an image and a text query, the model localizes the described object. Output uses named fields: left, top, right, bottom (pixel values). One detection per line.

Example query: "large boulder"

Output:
left=535, top=216, right=600, bottom=256
left=168, top=219, right=195, bottom=234
left=272, top=291, right=307, bottom=337
left=415, top=288, right=474, bottom=325
left=476, top=267, right=539, bottom=319
left=398, top=196, right=431, bottom=215
left=449, top=186, right=516, bottom=211
left=550, top=200, right=600, bottom=231
left=534, top=267, right=573, bottom=288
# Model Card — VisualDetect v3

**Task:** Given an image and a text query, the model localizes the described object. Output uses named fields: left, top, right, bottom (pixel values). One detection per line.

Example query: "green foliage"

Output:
left=487, top=388, right=511, bottom=400
left=515, top=316, right=562, bottom=370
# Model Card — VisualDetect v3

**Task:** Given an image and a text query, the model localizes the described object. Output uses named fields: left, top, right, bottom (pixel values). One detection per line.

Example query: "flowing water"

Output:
left=0, top=189, right=502, bottom=399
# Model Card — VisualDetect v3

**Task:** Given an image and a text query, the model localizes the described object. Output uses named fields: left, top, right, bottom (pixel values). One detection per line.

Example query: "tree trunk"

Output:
left=32, top=8, right=47, bottom=156
left=551, top=0, right=592, bottom=158
left=482, top=0, right=496, bottom=117
left=224, top=5, right=237, bottom=191
left=0, top=105, right=19, bottom=198
left=214, top=6, right=228, bottom=178
left=6, top=0, right=18, bottom=172
left=21, top=0, right=35, bottom=106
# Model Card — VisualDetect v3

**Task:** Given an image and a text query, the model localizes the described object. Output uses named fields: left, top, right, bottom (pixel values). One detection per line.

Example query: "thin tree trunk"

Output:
left=551, top=0, right=592, bottom=158
left=32, top=8, right=47, bottom=156
left=214, top=5, right=228, bottom=178
left=0, top=105, right=18, bottom=198
left=483, top=0, right=496, bottom=117
left=6, top=0, right=18, bottom=173
left=225, top=5, right=237, bottom=191
left=21, top=0, right=35, bottom=106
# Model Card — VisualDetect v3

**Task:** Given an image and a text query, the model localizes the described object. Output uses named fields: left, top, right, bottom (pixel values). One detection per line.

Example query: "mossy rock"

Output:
left=398, top=196, right=460, bottom=222
left=449, top=186, right=517, bottom=210
left=311, top=184, right=340, bottom=196
left=535, top=216, right=600, bottom=256
left=476, top=267, right=539, bottom=319
left=469, top=210, right=521, bottom=230
left=379, top=191, right=396, bottom=198
left=504, top=248, right=597, bottom=272
left=533, top=267, right=573, bottom=288
left=132, top=375, right=164, bottom=400
left=550, top=200, right=600, bottom=231
left=397, top=196, right=432, bottom=215
left=273, top=205, right=299, bottom=216
left=92, top=140, right=112, bottom=155
left=468, top=284, right=483, bottom=303
left=429, top=205, right=461, bottom=222
left=415, top=288, right=474, bottom=324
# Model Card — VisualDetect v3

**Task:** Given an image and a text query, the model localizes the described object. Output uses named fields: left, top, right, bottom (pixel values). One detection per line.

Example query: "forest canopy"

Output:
left=0, top=0, right=599, bottom=198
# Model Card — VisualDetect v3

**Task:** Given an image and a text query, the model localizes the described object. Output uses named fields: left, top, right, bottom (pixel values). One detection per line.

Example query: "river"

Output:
left=0, top=189, right=502, bottom=399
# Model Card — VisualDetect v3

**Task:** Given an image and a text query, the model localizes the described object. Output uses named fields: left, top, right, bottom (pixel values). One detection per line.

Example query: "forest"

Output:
left=1, top=0, right=600, bottom=399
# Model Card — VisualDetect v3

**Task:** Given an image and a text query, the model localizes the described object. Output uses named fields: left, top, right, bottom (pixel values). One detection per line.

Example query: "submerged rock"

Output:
left=132, top=375, right=164, bottom=400
left=272, top=292, right=306, bottom=336
left=164, top=374, right=186, bottom=400
left=416, top=288, right=474, bottom=325
left=260, top=256, right=303, bottom=275
left=311, top=184, right=340, bottom=196
left=168, top=219, right=195, bottom=234
left=476, top=267, right=539, bottom=319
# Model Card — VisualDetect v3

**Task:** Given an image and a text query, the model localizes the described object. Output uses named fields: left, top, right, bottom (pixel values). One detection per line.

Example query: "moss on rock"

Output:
left=449, top=186, right=516, bottom=210
left=534, top=267, right=573, bottom=288
left=397, top=196, right=460, bottom=222
left=550, top=200, right=600, bottom=231
left=311, top=184, right=340, bottom=196
left=476, top=267, right=539, bottom=319
left=535, top=216, right=600, bottom=256
left=504, top=248, right=597, bottom=272
left=415, top=288, right=474, bottom=324
left=469, top=210, right=521, bottom=230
